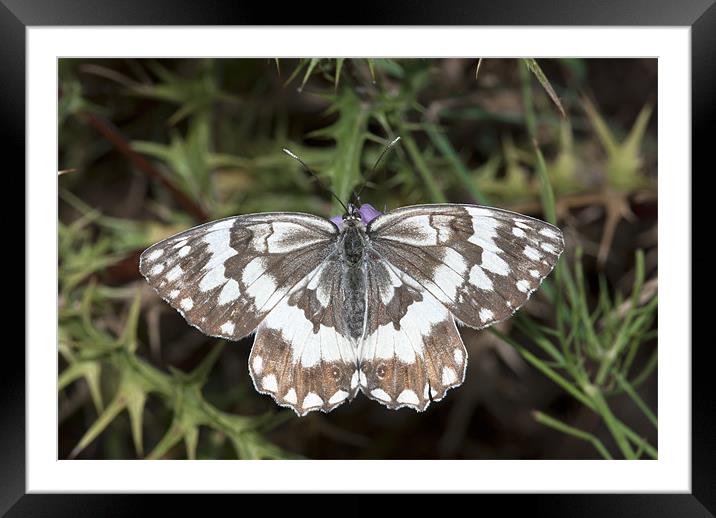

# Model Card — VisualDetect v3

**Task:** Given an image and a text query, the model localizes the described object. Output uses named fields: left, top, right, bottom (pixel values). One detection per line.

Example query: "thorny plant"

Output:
left=59, top=58, right=657, bottom=459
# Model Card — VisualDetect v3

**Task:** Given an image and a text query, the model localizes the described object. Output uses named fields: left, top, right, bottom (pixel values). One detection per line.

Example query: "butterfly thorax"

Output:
left=341, top=218, right=366, bottom=265
left=339, top=219, right=368, bottom=342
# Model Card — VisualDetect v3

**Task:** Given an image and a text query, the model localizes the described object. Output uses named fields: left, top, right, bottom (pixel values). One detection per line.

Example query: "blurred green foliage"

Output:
left=58, top=58, right=657, bottom=460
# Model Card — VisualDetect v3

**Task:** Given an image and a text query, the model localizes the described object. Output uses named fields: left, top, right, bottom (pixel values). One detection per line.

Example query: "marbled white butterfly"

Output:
left=140, top=201, right=564, bottom=416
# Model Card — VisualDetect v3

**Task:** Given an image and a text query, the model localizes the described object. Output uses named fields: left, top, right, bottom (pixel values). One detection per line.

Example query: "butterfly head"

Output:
left=344, top=202, right=361, bottom=222
left=331, top=202, right=383, bottom=229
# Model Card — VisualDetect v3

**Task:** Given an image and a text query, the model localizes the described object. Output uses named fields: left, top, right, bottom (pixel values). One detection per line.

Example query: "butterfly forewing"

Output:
left=367, top=204, right=564, bottom=330
left=139, top=213, right=338, bottom=341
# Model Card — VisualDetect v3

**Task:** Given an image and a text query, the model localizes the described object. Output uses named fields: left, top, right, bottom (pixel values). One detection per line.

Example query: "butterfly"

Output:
left=140, top=201, right=564, bottom=416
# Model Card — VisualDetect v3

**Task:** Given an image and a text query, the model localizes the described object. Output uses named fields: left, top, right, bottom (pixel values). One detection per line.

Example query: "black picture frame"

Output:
left=7, top=0, right=708, bottom=514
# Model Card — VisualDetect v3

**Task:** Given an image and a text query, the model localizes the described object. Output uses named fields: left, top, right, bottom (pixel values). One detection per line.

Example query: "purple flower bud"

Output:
left=358, top=204, right=383, bottom=225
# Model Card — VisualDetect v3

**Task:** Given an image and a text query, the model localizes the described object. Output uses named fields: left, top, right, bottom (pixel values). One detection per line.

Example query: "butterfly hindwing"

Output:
left=359, top=254, right=467, bottom=410
left=139, top=213, right=338, bottom=341
left=367, top=204, right=564, bottom=329
left=249, top=252, right=358, bottom=416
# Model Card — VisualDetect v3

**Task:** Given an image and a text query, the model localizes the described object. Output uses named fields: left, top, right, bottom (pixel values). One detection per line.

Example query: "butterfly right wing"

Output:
left=366, top=204, right=564, bottom=329
left=357, top=203, right=564, bottom=412
left=139, top=212, right=339, bottom=341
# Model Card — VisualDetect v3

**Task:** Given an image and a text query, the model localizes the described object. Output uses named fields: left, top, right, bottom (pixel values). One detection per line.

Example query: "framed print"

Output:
left=7, top=0, right=710, bottom=514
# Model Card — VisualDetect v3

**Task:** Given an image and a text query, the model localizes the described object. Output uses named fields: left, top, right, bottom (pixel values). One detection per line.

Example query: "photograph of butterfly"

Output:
left=59, top=58, right=657, bottom=460
left=140, top=195, right=564, bottom=415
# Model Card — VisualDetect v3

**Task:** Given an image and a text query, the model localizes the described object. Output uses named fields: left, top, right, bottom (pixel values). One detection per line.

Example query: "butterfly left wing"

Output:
left=248, top=251, right=359, bottom=416
left=139, top=212, right=339, bottom=341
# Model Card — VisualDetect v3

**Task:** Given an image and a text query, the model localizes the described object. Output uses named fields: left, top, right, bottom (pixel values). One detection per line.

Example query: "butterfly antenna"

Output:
left=282, top=148, right=349, bottom=214
left=354, top=136, right=401, bottom=201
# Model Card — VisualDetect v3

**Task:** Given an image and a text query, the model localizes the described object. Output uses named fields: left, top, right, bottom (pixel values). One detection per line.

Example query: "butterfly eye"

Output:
left=376, top=364, right=387, bottom=379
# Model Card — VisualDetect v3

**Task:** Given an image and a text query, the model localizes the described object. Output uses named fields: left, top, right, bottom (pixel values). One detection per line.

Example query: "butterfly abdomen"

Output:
left=340, top=224, right=368, bottom=341
left=342, top=266, right=366, bottom=341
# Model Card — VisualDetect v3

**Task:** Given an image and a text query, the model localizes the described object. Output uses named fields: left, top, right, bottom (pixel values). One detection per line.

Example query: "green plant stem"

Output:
left=628, top=349, right=658, bottom=389
left=584, top=383, right=636, bottom=459
left=519, top=61, right=538, bottom=139
left=533, top=411, right=613, bottom=459
left=67, top=345, right=290, bottom=460
left=423, top=121, right=489, bottom=204
left=326, top=89, right=370, bottom=210
left=398, top=131, right=446, bottom=203
left=521, top=58, right=566, bottom=119
left=491, top=329, right=591, bottom=408
left=533, top=142, right=558, bottom=225
left=613, top=372, right=658, bottom=429
left=596, top=250, right=646, bottom=385
left=491, top=329, right=656, bottom=459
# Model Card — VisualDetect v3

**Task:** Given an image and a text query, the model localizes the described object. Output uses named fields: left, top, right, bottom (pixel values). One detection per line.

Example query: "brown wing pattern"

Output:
left=358, top=204, right=563, bottom=411
left=248, top=253, right=358, bottom=416
left=367, top=204, right=564, bottom=329
left=357, top=249, right=467, bottom=411
left=139, top=213, right=338, bottom=341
